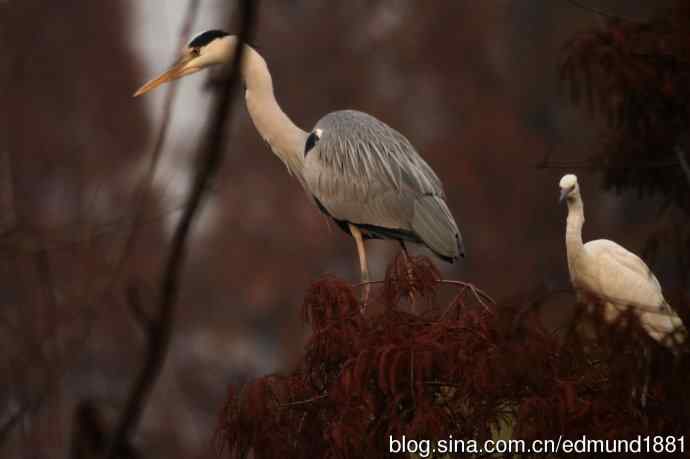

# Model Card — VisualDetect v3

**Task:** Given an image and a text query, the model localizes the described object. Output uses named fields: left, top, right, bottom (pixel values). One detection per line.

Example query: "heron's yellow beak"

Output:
left=133, top=55, right=200, bottom=97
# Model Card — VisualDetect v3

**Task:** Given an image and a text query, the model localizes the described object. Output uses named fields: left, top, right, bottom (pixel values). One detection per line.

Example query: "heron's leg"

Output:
left=399, top=241, right=417, bottom=312
left=349, top=224, right=370, bottom=310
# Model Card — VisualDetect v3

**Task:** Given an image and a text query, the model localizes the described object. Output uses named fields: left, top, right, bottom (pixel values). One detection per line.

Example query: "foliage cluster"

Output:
left=216, top=255, right=690, bottom=458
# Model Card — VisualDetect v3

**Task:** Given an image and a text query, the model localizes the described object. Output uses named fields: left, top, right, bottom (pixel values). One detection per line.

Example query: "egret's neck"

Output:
left=565, top=195, right=586, bottom=263
left=241, top=46, right=307, bottom=181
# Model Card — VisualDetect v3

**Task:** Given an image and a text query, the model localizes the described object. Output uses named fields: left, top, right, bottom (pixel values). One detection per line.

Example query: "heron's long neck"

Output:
left=241, top=47, right=307, bottom=181
left=565, top=195, right=586, bottom=263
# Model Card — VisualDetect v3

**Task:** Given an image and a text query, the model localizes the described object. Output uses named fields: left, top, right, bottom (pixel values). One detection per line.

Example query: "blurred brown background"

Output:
left=1, top=1, right=681, bottom=457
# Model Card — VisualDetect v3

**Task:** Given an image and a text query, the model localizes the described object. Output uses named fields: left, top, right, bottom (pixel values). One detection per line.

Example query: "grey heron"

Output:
left=135, top=31, right=465, bottom=303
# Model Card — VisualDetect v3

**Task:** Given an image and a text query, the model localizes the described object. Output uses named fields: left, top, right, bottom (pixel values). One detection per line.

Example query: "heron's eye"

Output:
left=305, top=131, right=320, bottom=156
left=190, top=47, right=201, bottom=57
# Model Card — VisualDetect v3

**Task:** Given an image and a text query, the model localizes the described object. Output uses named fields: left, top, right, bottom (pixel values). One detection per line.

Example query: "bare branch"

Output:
left=355, top=276, right=495, bottom=313
left=437, top=280, right=496, bottom=307
left=0, top=150, right=16, bottom=236
left=104, top=1, right=257, bottom=457
left=126, top=283, right=153, bottom=333
left=0, top=201, right=189, bottom=259
left=563, top=0, right=643, bottom=23
left=0, top=405, right=29, bottom=445
left=109, top=1, right=201, bottom=282
left=675, top=146, right=690, bottom=188
left=279, top=394, right=328, bottom=409
left=536, top=158, right=680, bottom=170
left=0, top=393, right=48, bottom=447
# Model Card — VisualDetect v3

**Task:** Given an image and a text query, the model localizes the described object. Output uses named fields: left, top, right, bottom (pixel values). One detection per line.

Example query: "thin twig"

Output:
left=439, top=288, right=467, bottom=321
left=0, top=150, right=16, bottom=236
left=536, top=158, right=680, bottom=171
left=126, top=283, right=153, bottom=333
left=104, top=1, right=256, bottom=457
left=22, top=1, right=205, bottom=417
left=109, top=0, right=202, bottom=283
left=409, top=350, right=415, bottom=407
left=424, top=380, right=463, bottom=388
left=354, top=279, right=384, bottom=288
left=355, top=277, right=495, bottom=311
left=0, top=201, right=189, bottom=259
left=279, top=394, right=328, bottom=409
left=0, top=395, right=46, bottom=446
left=563, top=0, right=642, bottom=22
left=438, top=280, right=496, bottom=307
left=675, top=146, right=690, bottom=188
left=0, top=409, right=24, bottom=446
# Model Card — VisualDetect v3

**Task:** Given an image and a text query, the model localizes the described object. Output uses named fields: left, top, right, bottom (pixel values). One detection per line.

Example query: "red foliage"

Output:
left=560, top=0, right=690, bottom=214
left=215, top=255, right=690, bottom=458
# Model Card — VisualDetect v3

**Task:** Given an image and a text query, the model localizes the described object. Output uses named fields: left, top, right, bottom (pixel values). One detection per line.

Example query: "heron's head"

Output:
left=134, top=30, right=238, bottom=97
left=558, top=174, right=580, bottom=203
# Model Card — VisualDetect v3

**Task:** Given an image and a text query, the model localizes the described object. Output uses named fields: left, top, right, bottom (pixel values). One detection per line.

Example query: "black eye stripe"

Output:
left=305, top=131, right=320, bottom=156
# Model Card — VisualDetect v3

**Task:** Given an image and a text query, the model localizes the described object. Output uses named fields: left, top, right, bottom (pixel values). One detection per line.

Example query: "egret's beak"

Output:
left=133, top=55, right=200, bottom=97
left=559, top=189, right=568, bottom=203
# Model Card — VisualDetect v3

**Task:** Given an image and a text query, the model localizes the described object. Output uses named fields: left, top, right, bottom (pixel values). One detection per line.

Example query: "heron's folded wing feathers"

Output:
left=411, top=195, right=462, bottom=258
left=304, top=110, right=454, bottom=231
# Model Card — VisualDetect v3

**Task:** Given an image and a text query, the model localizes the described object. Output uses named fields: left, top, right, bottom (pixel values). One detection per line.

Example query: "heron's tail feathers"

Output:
left=412, top=195, right=464, bottom=263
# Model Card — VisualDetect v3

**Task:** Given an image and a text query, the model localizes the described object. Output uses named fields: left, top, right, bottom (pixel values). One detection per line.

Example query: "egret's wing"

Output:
left=586, top=240, right=665, bottom=310
left=586, top=240, right=656, bottom=282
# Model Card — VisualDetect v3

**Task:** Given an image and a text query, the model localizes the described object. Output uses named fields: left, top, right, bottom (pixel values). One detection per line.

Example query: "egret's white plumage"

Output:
left=134, top=32, right=464, bottom=302
left=559, top=174, right=686, bottom=348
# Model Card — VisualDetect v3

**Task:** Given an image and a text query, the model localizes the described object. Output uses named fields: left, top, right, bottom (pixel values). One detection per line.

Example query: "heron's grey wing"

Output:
left=303, top=110, right=462, bottom=259
left=412, top=194, right=463, bottom=258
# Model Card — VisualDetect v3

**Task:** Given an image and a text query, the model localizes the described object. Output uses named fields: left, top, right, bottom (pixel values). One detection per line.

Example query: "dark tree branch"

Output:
left=126, top=283, right=153, bottom=333
left=537, top=158, right=681, bottom=170
left=279, top=394, right=328, bottom=409
left=675, top=147, right=690, bottom=188
left=563, top=0, right=642, bottom=23
left=0, top=397, right=43, bottom=446
left=0, top=201, right=190, bottom=259
left=0, top=409, right=24, bottom=446
left=104, top=1, right=257, bottom=457
left=0, top=149, right=16, bottom=236
left=0, top=0, right=191, bottom=261
left=109, top=0, right=202, bottom=285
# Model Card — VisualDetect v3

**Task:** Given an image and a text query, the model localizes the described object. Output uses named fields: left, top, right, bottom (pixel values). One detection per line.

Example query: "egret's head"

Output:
left=559, top=174, right=580, bottom=203
left=134, top=30, right=238, bottom=96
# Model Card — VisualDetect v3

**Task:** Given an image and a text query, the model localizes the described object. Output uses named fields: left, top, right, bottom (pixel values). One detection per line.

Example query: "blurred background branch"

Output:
left=677, top=147, right=690, bottom=187
left=564, top=0, right=643, bottom=22
left=104, top=1, right=256, bottom=457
